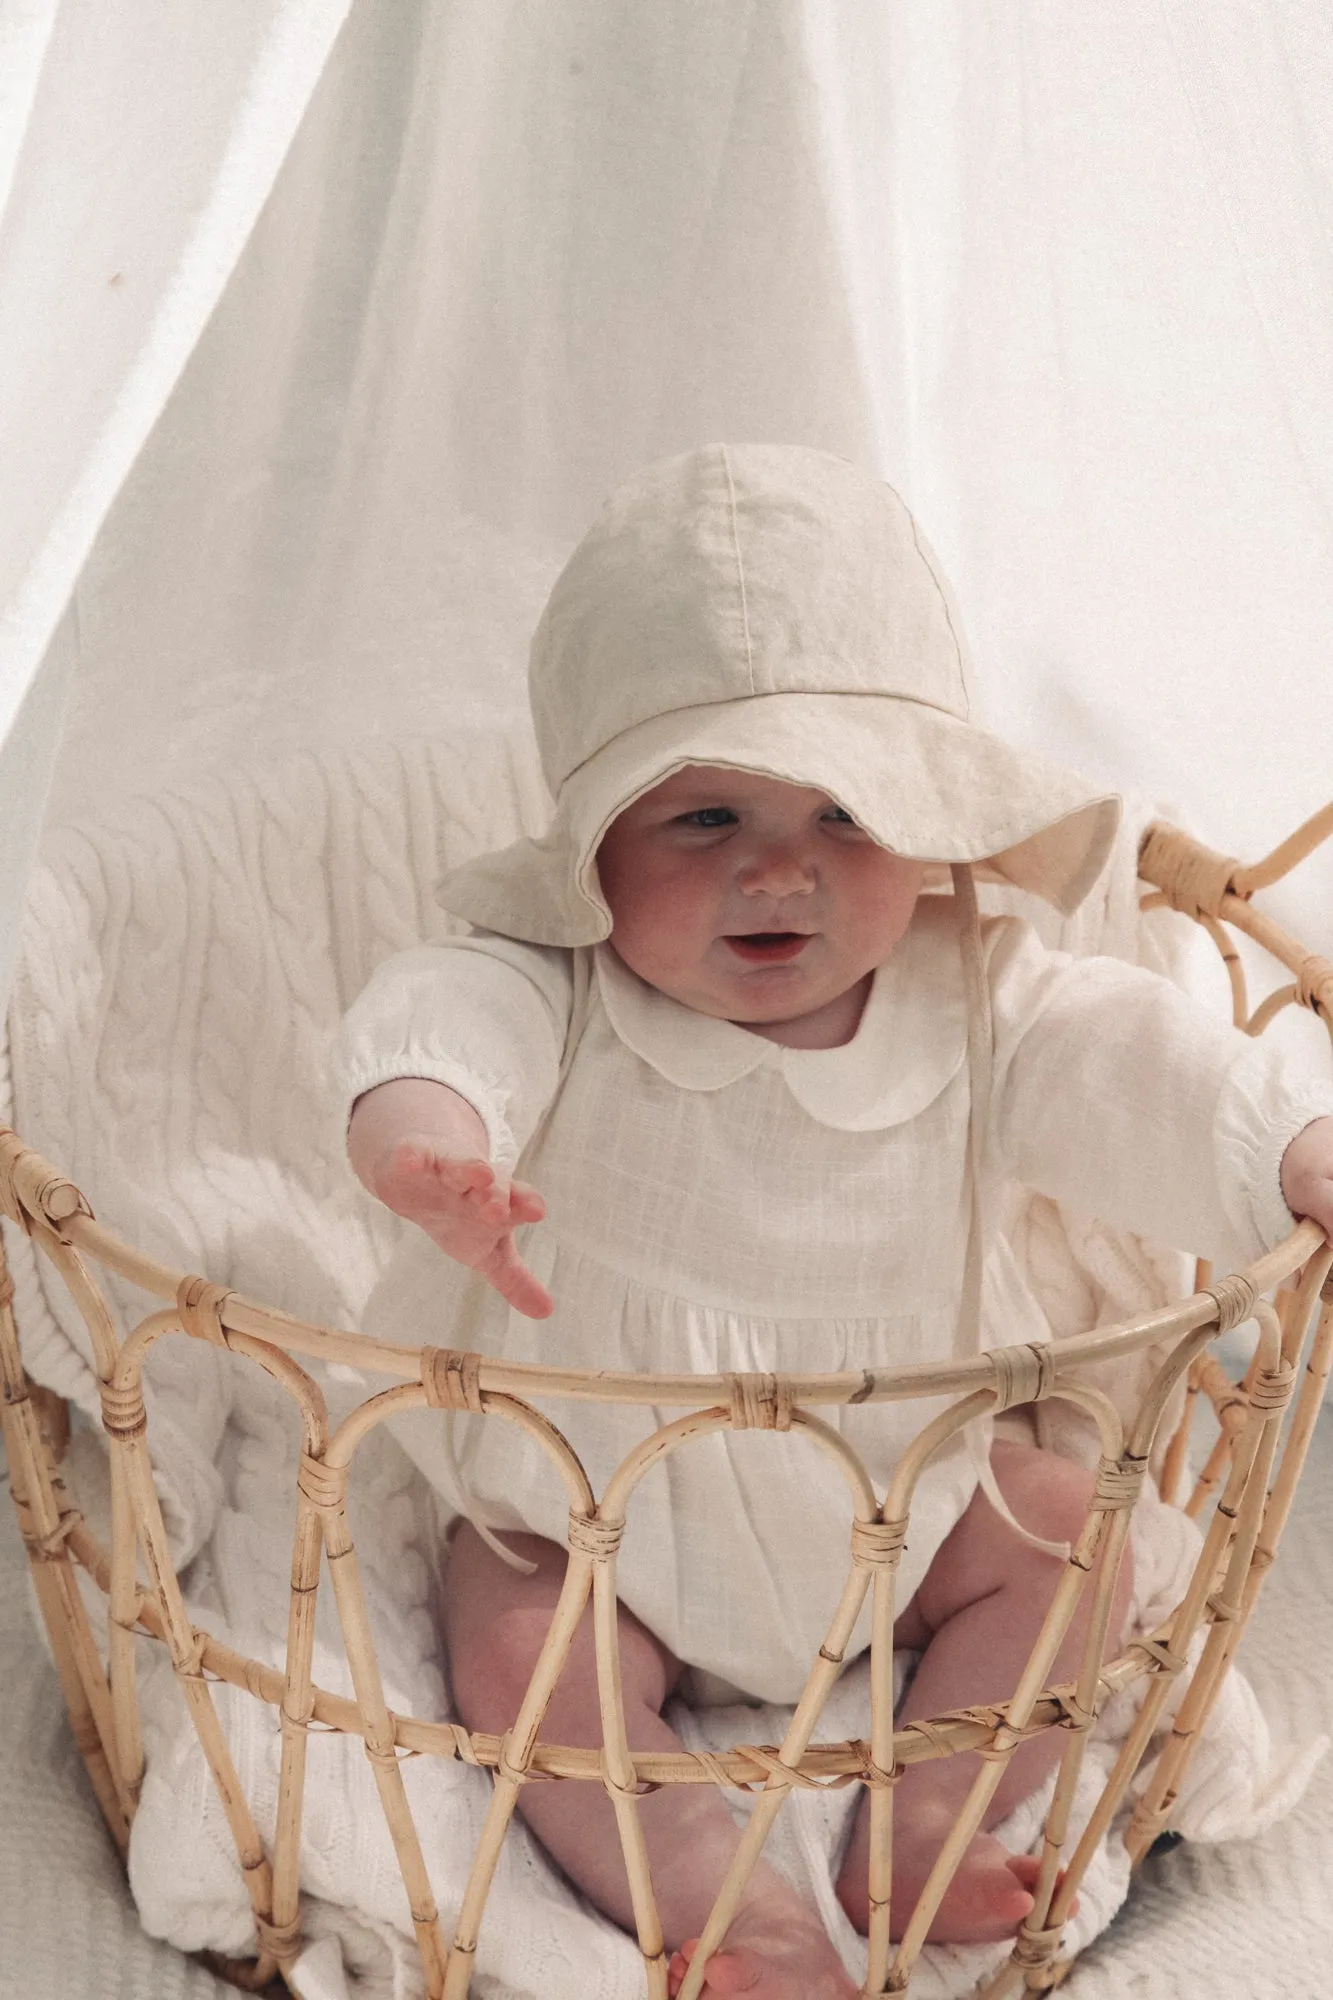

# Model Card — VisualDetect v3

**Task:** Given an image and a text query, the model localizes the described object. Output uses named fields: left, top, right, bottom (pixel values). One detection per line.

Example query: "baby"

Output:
left=335, top=446, right=1333, bottom=1998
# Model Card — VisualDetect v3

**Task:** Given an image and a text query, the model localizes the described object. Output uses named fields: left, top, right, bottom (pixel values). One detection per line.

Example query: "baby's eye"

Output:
left=822, top=806, right=858, bottom=826
left=677, top=807, right=738, bottom=829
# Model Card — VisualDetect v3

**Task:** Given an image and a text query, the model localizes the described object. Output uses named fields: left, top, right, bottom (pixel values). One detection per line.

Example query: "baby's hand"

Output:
left=375, top=1138, right=553, bottom=1318
left=348, top=1079, right=553, bottom=1318
left=1279, top=1115, right=1333, bottom=1240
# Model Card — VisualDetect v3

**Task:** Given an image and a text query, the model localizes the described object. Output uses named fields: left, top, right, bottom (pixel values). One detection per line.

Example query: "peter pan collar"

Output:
left=593, top=895, right=968, bottom=1131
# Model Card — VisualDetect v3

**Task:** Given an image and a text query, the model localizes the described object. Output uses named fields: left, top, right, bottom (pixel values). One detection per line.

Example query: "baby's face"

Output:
left=596, top=766, right=924, bottom=1037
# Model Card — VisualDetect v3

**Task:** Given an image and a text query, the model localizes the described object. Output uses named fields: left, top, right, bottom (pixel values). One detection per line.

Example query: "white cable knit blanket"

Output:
left=2, top=739, right=1322, bottom=2000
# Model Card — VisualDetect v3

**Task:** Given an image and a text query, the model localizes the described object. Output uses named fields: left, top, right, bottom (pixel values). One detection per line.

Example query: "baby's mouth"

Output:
left=724, top=932, right=812, bottom=963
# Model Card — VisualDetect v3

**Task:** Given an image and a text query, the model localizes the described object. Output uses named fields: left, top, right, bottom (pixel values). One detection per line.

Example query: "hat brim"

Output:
left=437, top=692, right=1122, bottom=945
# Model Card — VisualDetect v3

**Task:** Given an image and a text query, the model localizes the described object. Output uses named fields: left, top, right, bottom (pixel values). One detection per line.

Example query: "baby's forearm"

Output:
left=346, top=1076, right=488, bottom=1194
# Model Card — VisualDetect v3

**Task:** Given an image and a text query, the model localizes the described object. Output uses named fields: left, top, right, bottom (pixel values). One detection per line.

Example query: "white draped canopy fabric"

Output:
left=1, top=1, right=1331, bottom=1013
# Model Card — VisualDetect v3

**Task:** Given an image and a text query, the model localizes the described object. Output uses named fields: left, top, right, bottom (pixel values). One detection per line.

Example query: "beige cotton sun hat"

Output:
left=437, top=443, right=1122, bottom=944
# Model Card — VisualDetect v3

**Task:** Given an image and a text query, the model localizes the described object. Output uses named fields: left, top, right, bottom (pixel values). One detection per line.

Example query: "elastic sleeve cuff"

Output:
left=331, top=1051, right=521, bottom=1175
left=1248, top=1086, right=1333, bottom=1252
left=1215, top=1029, right=1333, bottom=1255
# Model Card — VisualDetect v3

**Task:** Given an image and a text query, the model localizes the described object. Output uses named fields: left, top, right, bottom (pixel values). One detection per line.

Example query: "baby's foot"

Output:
left=667, top=1903, right=857, bottom=1998
left=891, top=1831, right=1038, bottom=1943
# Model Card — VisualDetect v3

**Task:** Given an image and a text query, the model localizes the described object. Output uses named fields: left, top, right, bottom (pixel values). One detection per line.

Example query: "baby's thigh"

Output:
left=441, top=1521, right=678, bottom=1732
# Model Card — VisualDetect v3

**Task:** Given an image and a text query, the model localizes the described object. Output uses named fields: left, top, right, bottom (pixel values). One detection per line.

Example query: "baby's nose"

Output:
left=739, top=846, right=816, bottom=896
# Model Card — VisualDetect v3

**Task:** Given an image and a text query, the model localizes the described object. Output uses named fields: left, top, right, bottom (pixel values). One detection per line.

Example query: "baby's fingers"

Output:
left=385, top=1140, right=494, bottom=1197
left=506, top=1177, right=546, bottom=1225
left=381, top=1143, right=518, bottom=1226
left=478, top=1234, right=554, bottom=1319
left=389, top=1149, right=544, bottom=1231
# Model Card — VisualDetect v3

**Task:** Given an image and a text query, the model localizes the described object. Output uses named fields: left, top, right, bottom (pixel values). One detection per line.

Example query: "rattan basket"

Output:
left=2, top=811, right=1332, bottom=2000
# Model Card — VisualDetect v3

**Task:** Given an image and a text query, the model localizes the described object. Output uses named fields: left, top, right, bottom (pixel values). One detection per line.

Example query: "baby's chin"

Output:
left=683, top=960, right=829, bottom=1020
left=699, top=963, right=876, bottom=1050
left=609, top=939, right=872, bottom=1039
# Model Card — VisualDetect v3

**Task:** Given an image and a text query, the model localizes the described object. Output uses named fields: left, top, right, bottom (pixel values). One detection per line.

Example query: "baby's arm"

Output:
left=332, top=934, right=574, bottom=1317
left=987, top=919, right=1333, bottom=1264
left=347, top=1076, right=553, bottom=1317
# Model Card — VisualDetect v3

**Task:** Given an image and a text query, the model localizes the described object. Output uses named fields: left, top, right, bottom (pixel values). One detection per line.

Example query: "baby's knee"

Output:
left=991, top=1441, right=1100, bottom=1552
left=448, top=1603, right=567, bottom=1733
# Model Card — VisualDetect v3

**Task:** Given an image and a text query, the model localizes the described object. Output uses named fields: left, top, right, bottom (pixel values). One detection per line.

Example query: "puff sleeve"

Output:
left=329, top=932, right=574, bottom=1170
left=985, top=917, right=1333, bottom=1271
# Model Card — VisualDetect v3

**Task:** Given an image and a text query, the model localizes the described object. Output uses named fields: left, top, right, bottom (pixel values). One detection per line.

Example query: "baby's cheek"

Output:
left=615, top=873, right=718, bottom=977
left=835, top=863, right=920, bottom=957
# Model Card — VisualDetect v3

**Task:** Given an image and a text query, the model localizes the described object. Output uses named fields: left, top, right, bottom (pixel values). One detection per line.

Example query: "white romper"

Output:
left=333, top=897, right=1332, bottom=1705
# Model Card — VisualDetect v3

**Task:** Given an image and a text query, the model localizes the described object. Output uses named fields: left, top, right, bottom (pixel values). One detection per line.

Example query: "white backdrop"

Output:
left=2, top=1, right=1331, bottom=1013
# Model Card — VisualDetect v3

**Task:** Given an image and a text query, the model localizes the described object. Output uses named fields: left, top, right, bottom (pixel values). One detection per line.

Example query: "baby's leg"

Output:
left=443, top=1522, right=856, bottom=1998
left=837, top=1440, right=1133, bottom=1944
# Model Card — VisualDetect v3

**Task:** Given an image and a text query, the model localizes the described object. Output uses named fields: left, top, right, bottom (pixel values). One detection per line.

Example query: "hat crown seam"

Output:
left=907, top=509, right=970, bottom=720
left=720, top=443, right=757, bottom=696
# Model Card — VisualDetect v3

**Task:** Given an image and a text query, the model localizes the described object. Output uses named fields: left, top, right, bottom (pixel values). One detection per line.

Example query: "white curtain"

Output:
left=2, top=1, right=1331, bottom=1012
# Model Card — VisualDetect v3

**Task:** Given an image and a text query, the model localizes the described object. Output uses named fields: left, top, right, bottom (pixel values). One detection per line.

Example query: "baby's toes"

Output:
left=668, top=1942, right=707, bottom=1997
left=670, top=1941, right=759, bottom=1994
left=1006, top=1854, right=1079, bottom=1918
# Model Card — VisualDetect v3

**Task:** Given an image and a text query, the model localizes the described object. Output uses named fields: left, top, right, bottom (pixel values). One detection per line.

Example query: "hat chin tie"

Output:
left=951, top=863, right=1070, bottom=1562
